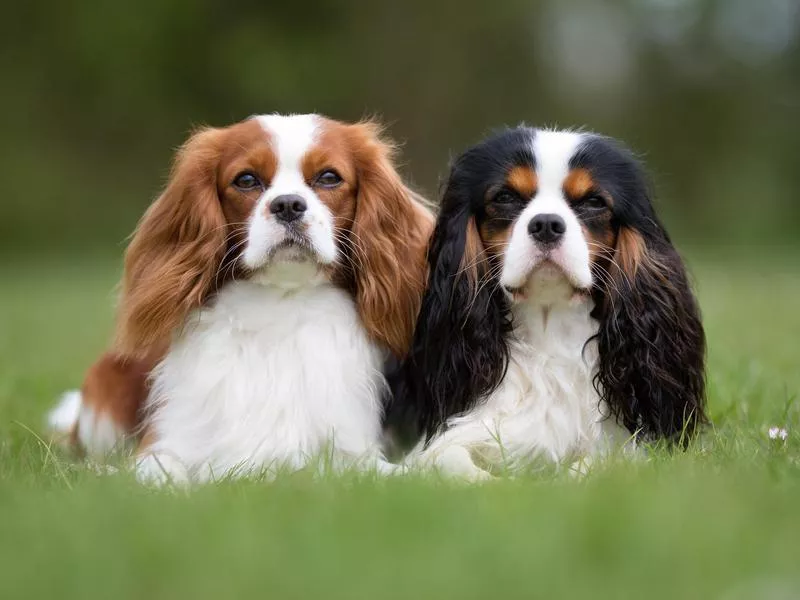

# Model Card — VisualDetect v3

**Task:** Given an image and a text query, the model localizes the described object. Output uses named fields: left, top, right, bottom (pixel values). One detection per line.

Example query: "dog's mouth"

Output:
left=248, top=234, right=329, bottom=288
left=267, top=235, right=316, bottom=263
left=503, top=259, right=589, bottom=303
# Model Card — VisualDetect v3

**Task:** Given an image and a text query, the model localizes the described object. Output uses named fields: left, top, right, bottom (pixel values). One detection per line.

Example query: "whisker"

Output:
left=333, top=232, right=367, bottom=273
left=215, top=238, right=249, bottom=289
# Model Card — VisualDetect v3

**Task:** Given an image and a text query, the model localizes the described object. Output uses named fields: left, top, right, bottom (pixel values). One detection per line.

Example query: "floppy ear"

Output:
left=593, top=224, right=707, bottom=443
left=114, top=127, right=227, bottom=358
left=385, top=174, right=512, bottom=446
left=347, top=122, right=434, bottom=358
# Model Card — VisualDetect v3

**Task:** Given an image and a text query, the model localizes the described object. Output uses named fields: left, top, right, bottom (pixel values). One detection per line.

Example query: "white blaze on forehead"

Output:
left=243, top=113, right=337, bottom=271
left=256, top=113, right=320, bottom=179
left=531, top=129, right=584, bottom=192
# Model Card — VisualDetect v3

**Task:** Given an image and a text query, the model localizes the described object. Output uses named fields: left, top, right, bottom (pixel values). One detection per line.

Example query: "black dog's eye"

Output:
left=315, top=170, right=343, bottom=188
left=233, top=172, right=262, bottom=190
left=493, top=190, right=517, bottom=205
left=580, top=194, right=607, bottom=210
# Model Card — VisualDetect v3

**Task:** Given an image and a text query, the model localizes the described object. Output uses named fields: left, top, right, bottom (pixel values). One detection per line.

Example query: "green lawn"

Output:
left=0, top=254, right=798, bottom=599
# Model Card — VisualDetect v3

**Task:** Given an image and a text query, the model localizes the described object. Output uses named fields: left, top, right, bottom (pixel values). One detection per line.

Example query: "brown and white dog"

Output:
left=49, top=114, right=433, bottom=483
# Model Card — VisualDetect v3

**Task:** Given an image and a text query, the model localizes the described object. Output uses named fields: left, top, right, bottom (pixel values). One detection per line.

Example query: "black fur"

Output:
left=574, top=136, right=707, bottom=442
left=385, top=128, right=706, bottom=449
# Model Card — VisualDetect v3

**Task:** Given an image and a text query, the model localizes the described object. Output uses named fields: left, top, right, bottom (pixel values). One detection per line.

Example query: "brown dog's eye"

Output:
left=233, top=172, right=262, bottom=190
left=315, top=170, right=343, bottom=188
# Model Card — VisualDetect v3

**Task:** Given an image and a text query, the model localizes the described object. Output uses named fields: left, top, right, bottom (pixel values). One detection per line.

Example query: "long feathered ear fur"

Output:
left=593, top=224, right=707, bottom=444
left=115, top=127, right=227, bottom=358
left=346, top=121, right=434, bottom=358
left=385, top=173, right=512, bottom=447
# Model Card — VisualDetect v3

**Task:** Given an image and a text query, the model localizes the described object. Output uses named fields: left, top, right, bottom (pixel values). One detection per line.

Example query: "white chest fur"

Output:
left=137, top=267, right=386, bottom=483
left=416, top=292, right=629, bottom=477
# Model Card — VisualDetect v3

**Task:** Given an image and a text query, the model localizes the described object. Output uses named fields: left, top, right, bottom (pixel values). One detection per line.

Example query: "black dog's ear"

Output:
left=593, top=225, right=707, bottom=444
left=384, top=189, right=511, bottom=448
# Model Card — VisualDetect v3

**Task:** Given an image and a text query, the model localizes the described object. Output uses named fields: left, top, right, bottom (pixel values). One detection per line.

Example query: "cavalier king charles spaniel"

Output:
left=386, top=127, right=706, bottom=480
left=49, top=114, right=433, bottom=483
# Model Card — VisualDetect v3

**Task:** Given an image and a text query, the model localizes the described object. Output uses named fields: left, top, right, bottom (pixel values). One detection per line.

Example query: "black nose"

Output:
left=269, top=194, right=307, bottom=223
left=528, top=213, right=566, bottom=245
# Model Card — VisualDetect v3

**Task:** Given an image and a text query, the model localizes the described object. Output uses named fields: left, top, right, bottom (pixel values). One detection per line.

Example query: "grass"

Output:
left=0, top=253, right=798, bottom=599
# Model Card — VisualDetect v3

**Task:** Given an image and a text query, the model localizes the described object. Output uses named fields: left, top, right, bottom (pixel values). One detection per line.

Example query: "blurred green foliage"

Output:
left=2, top=0, right=798, bottom=259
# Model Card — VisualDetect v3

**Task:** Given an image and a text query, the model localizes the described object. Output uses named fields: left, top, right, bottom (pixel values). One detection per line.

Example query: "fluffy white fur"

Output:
left=136, top=259, right=389, bottom=484
left=410, top=130, right=633, bottom=480
left=411, top=272, right=630, bottom=480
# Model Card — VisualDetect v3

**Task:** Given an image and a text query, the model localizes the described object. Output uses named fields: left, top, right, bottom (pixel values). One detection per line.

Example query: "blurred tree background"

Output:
left=1, top=0, right=798, bottom=261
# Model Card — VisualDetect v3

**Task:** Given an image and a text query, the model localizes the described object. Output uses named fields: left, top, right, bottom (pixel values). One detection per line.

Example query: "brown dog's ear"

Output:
left=115, top=127, right=227, bottom=357
left=345, top=121, right=434, bottom=358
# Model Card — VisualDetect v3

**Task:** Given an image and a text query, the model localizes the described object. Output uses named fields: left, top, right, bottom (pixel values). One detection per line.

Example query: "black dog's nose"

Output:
left=528, top=213, right=566, bottom=245
left=269, top=194, right=307, bottom=223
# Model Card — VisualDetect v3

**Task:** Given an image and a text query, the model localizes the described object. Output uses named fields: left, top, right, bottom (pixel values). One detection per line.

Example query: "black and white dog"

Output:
left=386, top=127, right=706, bottom=479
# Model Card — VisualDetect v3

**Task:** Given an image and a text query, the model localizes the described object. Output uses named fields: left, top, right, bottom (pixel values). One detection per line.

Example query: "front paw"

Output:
left=454, top=463, right=494, bottom=483
left=568, top=456, right=593, bottom=478
left=135, top=453, right=191, bottom=487
left=433, top=446, right=495, bottom=483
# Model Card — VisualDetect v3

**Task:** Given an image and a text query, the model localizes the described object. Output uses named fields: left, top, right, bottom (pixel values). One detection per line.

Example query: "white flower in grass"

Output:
left=768, top=426, right=788, bottom=441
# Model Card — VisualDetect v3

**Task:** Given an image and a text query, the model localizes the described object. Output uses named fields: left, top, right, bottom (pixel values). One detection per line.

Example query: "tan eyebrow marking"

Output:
left=563, top=168, right=596, bottom=200
left=506, top=165, right=538, bottom=198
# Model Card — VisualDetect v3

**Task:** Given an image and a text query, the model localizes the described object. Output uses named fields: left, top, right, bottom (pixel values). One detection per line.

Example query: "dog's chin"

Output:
left=268, top=239, right=317, bottom=264
left=250, top=238, right=328, bottom=288
left=503, top=259, right=589, bottom=305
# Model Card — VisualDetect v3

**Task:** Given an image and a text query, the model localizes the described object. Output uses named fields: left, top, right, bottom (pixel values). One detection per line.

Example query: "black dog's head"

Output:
left=386, top=127, right=706, bottom=448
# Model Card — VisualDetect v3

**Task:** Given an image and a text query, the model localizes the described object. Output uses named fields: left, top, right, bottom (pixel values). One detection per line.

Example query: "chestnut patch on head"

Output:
left=218, top=119, right=278, bottom=227
left=213, top=119, right=280, bottom=274
left=303, top=120, right=359, bottom=232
